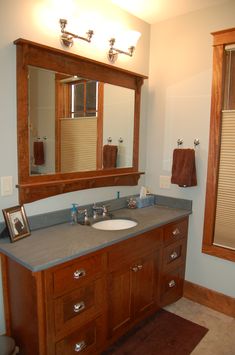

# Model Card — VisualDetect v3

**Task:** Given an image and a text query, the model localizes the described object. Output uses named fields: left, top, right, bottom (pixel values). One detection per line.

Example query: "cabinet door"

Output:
left=107, top=265, right=133, bottom=338
left=133, top=252, right=159, bottom=318
left=107, top=251, right=160, bottom=338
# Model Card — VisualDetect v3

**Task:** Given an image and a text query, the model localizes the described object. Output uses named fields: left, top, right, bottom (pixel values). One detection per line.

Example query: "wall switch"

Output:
left=159, top=175, right=171, bottom=189
left=1, top=176, right=13, bottom=196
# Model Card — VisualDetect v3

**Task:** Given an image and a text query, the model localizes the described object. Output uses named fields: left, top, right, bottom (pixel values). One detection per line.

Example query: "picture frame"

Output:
left=2, top=205, right=31, bottom=242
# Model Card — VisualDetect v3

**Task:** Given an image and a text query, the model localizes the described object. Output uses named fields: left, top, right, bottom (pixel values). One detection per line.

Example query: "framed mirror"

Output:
left=14, top=39, right=147, bottom=203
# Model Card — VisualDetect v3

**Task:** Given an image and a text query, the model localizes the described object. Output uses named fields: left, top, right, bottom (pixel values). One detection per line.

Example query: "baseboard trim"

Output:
left=183, top=280, right=235, bottom=318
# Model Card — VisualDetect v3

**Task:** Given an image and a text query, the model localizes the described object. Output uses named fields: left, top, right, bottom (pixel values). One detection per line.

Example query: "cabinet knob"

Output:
left=172, top=228, right=180, bottom=237
left=168, top=279, right=176, bottom=288
left=73, top=269, right=86, bottom=279
left=170, top=251, right=178, bottom=260
left=131, top=266, right=139, bottom=272
left=75, top=340, right=86, bottom=352
left=73, top=301, right=85, bottom=313
left=137, top=264, right=143, bottom=270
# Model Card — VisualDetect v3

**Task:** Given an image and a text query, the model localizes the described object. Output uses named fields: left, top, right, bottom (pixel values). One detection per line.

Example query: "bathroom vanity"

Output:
left=0, top=204, right=190, bottom=354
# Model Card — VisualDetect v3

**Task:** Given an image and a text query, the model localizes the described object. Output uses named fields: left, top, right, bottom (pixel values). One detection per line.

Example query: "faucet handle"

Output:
left=102, top=205, right=110, bottom=216
left=77, top=208, right=90, bottom=225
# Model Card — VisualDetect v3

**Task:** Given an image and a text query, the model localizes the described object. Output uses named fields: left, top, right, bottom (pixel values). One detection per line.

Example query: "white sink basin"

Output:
left=92, top=219, right=138, bottom=231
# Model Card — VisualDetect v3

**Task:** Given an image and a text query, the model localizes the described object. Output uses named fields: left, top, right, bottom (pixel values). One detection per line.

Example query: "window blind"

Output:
left=214, top=110, right=235, bottom=249
left=60, top=117, right=97, bottom=172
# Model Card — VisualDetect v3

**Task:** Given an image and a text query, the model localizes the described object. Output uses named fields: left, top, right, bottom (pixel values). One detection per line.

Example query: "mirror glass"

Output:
left=28, top=66, right=134, bottom=176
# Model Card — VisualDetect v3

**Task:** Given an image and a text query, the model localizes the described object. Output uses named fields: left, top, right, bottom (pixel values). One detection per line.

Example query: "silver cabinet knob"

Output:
left=137, top=264, right=143, bottom=270
left=131, top=266, right=139, bottom=272
left=75, top=340, right=86, bottom=352
left=172, top=228, right=180, bottom=236
left=73, top=269, right=86, bottom=279
left=170, top=251, right=178, bottom=260
left=168, top=279, right=176, bottom=288
left=73, top=301, right=85, bottom=313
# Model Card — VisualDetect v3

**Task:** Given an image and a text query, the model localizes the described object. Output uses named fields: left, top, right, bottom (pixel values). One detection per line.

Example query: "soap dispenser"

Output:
left=70, top=204, right=78, bottom=224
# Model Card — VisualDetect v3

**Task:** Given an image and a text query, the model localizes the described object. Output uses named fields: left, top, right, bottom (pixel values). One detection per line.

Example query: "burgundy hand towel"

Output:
left=33, top=141, right=45, bottom=165
left=103, top=144, right=118, bottom=169
left=171, top=148, right=197, bottom=187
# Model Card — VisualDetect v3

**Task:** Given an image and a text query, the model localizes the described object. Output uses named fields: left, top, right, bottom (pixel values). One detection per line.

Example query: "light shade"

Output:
left=127, top=30, right=141, bottom=46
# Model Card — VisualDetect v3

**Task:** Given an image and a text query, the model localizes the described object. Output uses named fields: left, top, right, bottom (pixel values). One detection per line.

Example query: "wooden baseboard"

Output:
left=183, top=280, right=235, bottom=318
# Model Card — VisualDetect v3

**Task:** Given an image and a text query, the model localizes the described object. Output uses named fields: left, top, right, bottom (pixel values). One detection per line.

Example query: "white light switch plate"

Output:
left=159, top=175, right=171, bottom=189
left=1, top=176, right=13, bottom=196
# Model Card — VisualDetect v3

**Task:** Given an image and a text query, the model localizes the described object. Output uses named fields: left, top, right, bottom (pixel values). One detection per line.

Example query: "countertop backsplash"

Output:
left=0, top=194, right=192, bottom=236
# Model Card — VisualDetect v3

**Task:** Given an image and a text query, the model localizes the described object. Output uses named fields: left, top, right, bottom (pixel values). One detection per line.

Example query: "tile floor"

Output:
left=164, top=297, right=235, bottom=355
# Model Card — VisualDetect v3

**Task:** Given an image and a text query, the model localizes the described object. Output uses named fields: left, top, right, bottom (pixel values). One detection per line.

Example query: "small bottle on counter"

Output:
left=70, top=204, right=78, bottom=224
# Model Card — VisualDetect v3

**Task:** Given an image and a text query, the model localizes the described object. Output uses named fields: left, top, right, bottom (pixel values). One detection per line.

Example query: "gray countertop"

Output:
left=0, top=205, right=191, bottom=272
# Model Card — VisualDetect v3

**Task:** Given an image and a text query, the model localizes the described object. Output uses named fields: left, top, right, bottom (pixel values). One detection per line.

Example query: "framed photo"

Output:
left=2, top=205, right=31, bottom=242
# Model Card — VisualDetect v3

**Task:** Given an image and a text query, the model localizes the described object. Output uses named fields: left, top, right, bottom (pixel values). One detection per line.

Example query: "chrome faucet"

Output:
left=77, top=208, right=90, bottom=225
left=92, top=204, right=109, bottom=219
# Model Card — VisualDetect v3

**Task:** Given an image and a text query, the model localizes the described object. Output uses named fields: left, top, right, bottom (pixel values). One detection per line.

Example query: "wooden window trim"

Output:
left=202, top=27, right=235, bottom=262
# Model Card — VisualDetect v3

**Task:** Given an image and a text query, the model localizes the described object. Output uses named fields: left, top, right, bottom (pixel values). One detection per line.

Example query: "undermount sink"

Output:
left=91, top=218, right=138, bottom=231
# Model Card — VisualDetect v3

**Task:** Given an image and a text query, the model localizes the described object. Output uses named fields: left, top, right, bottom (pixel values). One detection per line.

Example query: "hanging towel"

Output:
left=33, top=141, right=45, bottom=165
left=171, top=148, right=197, bottom=187
left=103, top=144, right=118, bottom=169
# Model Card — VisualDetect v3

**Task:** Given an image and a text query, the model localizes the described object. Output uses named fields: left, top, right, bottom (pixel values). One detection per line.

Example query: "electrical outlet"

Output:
left=159, top=175, right=171, bottom=189
left=1, top=176, right=13, bottom=196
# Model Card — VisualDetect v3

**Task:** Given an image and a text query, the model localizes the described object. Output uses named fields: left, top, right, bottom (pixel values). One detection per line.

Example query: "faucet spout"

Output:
left=92, top=204, right=110, bottom=218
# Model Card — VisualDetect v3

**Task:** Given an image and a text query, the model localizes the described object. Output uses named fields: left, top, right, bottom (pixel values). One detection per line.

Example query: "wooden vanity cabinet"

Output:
left=44, top=253, right=107, bottom=355
left=160, top=218, right=188, bottom=306
left=2, top=252, right=107, bottom=355
left=107, top=228, right=163, bottom=340
left=2, top=216, right=189, bottom=354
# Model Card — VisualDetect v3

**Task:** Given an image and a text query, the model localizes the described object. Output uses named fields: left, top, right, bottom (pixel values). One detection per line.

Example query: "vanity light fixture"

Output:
left=108, top=31, right=141, bottom=63
left=59, top=19, right=94, bottom=48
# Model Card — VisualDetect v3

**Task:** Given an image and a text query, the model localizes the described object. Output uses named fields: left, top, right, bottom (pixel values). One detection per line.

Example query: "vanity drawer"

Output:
left=52, top=254, right=106, bottom=297
left=163, top=218, right=188, bottom=246
left=162, top=239, right=187, bottom=271
left=108, top=227, right=163, bottom=271
left=55, top=316, right=105, bottom=355
left=160, top=266, right=185, bottom=306
left=54, top=278, right=106, bottom=336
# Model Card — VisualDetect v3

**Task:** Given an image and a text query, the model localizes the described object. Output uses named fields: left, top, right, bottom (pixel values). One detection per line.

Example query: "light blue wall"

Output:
left=146, top=0, right=235, bottom=298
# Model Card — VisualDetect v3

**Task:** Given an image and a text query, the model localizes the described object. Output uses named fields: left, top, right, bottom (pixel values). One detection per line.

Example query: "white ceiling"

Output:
left=111, top=0, right=228, bottom=24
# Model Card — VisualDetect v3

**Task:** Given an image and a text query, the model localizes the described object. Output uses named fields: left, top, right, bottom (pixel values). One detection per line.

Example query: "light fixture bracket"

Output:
left=59, top=19, right=94, bottom=48
left=108, top=38, right=135, bottom=63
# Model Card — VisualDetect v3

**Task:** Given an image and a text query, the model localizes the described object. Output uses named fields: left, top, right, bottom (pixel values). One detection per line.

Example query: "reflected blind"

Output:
left=214, top=110, right=235, bottom=247
left=60, top=118, right=97, bottom=172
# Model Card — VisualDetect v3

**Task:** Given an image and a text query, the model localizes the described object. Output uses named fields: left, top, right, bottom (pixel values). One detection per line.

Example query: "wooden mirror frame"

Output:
left=202, top=27, right=235, bottom=262
left=14, top=39, right=147, bottom=204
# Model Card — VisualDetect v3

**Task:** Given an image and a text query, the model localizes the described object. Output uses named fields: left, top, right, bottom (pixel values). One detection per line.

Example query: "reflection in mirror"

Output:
left=29, top=66, right=56, bottom=175
left=103, top=84, right=134, bottom=168
left=28, top=66, right=134, bottom=176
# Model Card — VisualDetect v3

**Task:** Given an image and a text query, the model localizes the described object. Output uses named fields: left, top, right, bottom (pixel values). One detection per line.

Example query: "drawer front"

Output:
left=108, top=227, right=163, bottom=271
left=160, top=266, right=185, bottom=306
left=56, top=316, right=105, bottom=355
left=163, top=218, right=188, bottom=246
left=52, top=254, right=105, bottom=297
left=54, top=278, right=106, bottom=337
left=162, top=239, right=187, bottom=271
